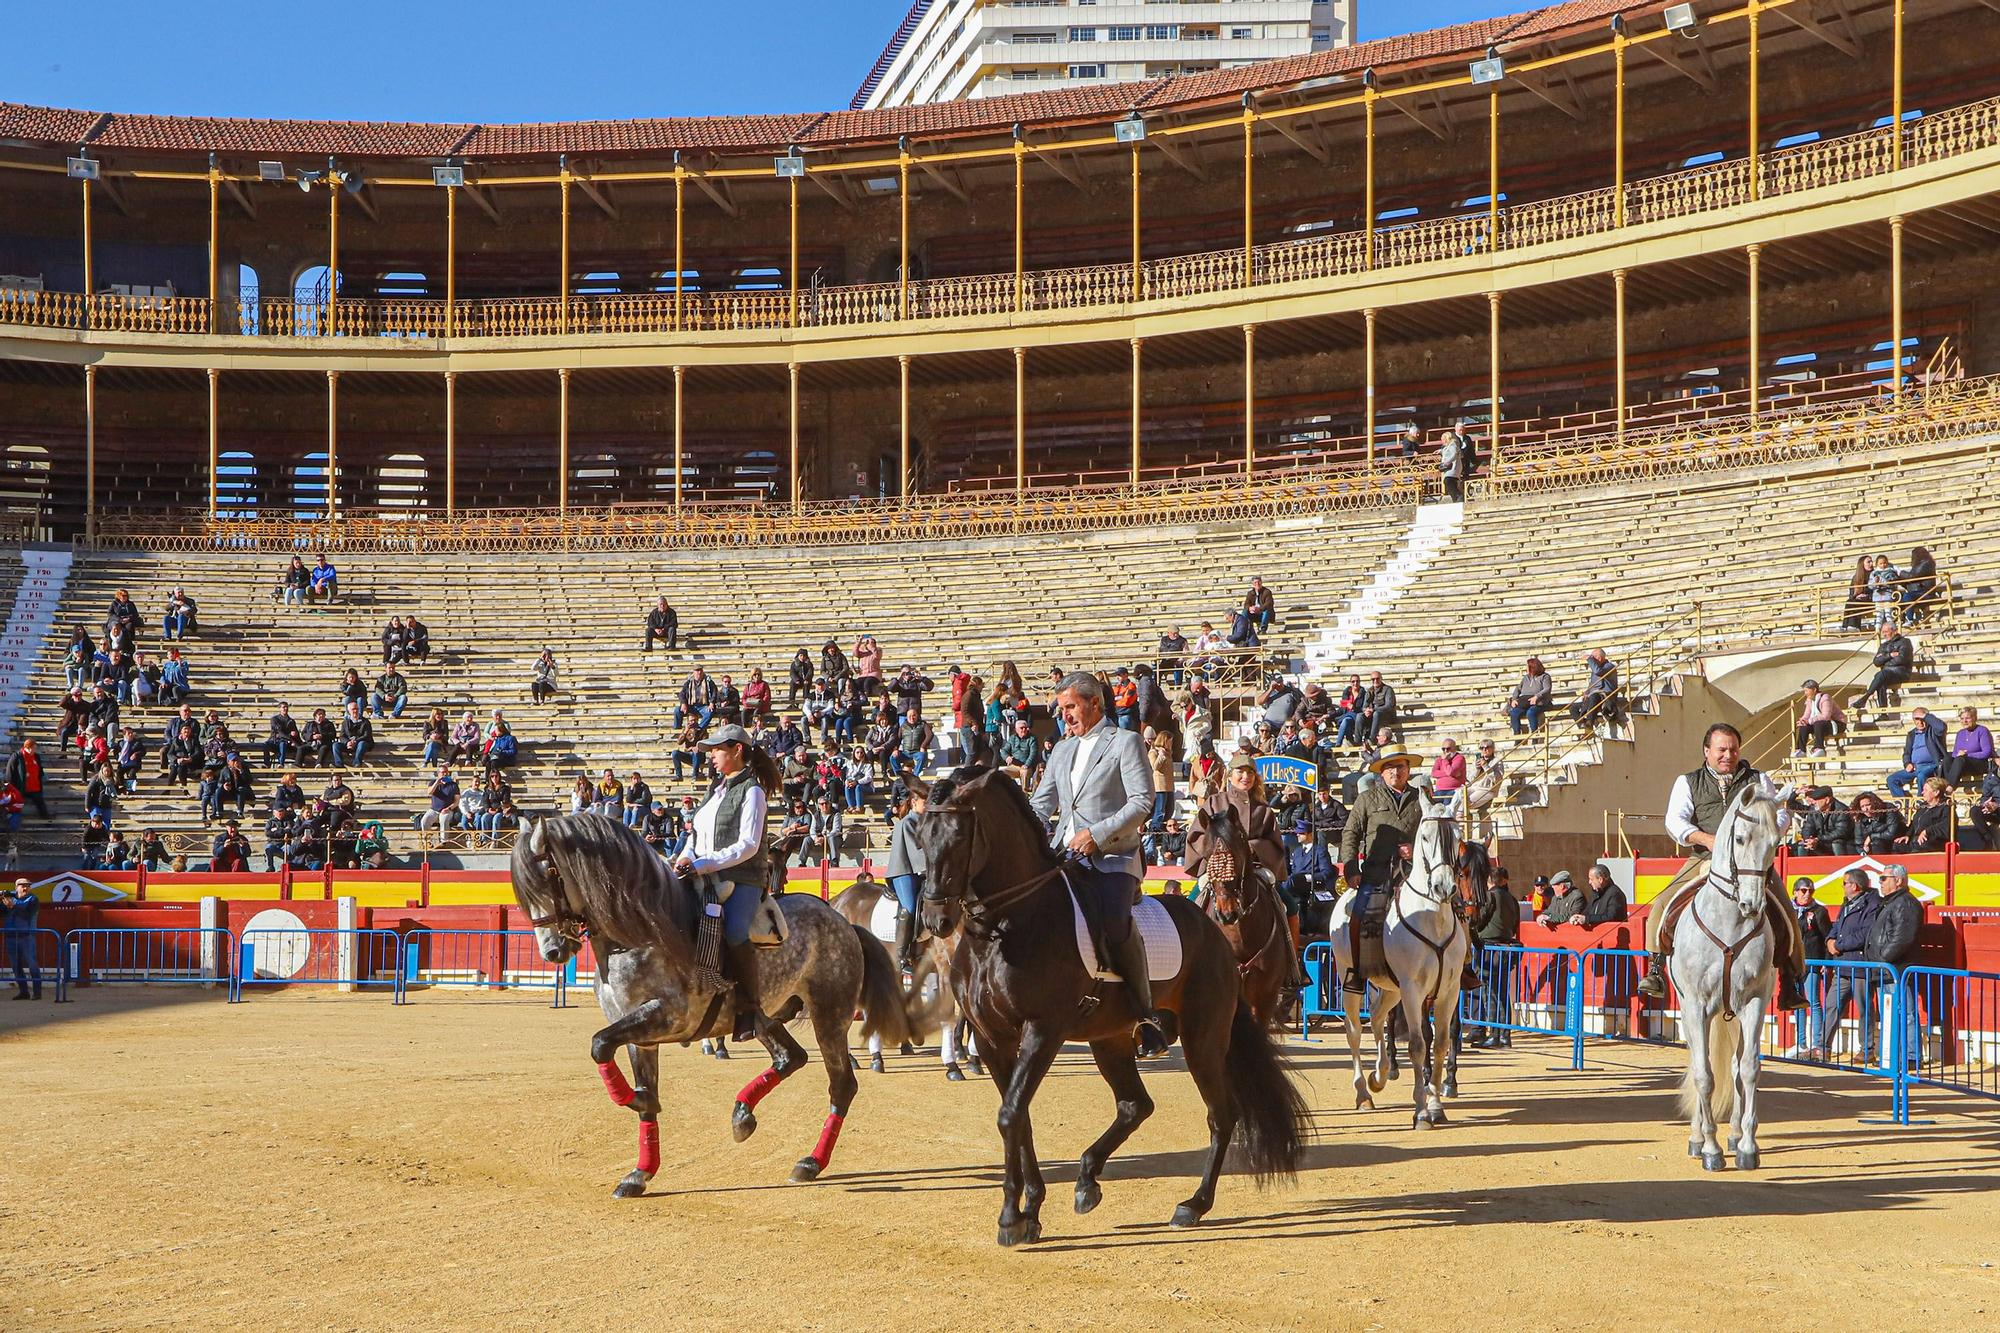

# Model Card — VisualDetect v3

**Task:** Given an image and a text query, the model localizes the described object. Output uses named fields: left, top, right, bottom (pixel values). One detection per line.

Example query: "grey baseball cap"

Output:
left=694, top=723, right=753, bottom=751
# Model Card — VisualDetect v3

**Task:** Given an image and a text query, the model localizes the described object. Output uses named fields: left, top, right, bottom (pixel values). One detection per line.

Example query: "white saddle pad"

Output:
left=868, top=894, right=900, bottom=944
left=1072, top=889, right=1183, bottom=983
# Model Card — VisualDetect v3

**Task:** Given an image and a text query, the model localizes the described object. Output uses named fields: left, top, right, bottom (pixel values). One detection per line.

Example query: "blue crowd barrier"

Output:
left=235, top=927, right=405, bottom=1003
left=1460, top=945, right=1580, bottom=1063
left=400, top=929, right=566, bottom=1008
left=1895, top=965, right=2000, bottom=1123
left=1780, top=959, right=1901, bottom=1080
left=4, top=927, right=68, bottom=1002
left=64, top=927, right=234, bottom=993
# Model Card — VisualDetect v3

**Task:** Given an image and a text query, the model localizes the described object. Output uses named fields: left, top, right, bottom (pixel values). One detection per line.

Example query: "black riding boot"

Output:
left=726, top=940, right=764, bottom=1043
left=893, top=908, right=916, bottom=976
left=1109, top=929, right=1169, bottom=1058
left=1636, top=952, right=1669, bottom=1000
left=1775, top=967, right=1811, bottom=1012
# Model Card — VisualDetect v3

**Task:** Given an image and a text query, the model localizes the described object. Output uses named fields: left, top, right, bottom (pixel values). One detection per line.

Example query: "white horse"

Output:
left=1326, top=787, right=1470, bottom=1128
left=1669, top=784, right=1786, bottom=1171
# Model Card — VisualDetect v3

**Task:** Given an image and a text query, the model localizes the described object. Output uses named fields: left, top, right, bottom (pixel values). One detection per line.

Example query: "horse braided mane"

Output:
left=526, top=813, right=699, bottom=965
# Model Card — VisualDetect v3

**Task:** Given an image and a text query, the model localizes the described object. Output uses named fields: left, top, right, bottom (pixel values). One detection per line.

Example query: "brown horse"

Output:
left=1190, top=803, right=1295, bottom=1029
left=917, top=764, right=1308, bottom=1245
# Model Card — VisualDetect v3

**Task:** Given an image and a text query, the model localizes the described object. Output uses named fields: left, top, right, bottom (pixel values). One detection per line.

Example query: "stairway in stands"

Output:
left=0, top=547, right=69, bottom=751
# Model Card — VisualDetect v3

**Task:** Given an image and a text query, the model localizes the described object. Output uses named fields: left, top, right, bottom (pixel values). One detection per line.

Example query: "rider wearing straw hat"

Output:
left=1338, top=748, right=1425, bottom=993
left=675, top=723, right=785, bottom=1042
left=1636, top=721, right=1808, bottom=1011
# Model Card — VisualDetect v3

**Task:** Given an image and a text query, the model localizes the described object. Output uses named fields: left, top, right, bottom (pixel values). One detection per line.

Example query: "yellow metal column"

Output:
left=207, top=162, right=221, bottom=334
left=558, top=368, right=571, bottom=517
left=559, top=165, right=572, bottom=335
left=207, top=368, right=220, bottom=518
left=1892, top=0, right=1906, bottom=169
left=327, top=179, right=339, bottom=336
left=1613, top=24, right=1628, bottom=227
left=788, top=362, right=801, bottom=511
left=1747, top=243, right=1763, bottom=424
left=1013, top=133, right=1026, bottom=313
left=1488, top=88, right=1501, bottom=250
left=1013, top=347, right=1027, bottom=493
left=1130, top=337, right=1144, bottom=494
left=1363, top=88, right=1377, bottom=269
left=898, top=143, right=910, bottom=320
left=1613, top=269, right=1628, bottom=445
left=81, top=178, right=94, bottom=329
left=1747, top=0, right=1762, bottom=202
left=444, top=371, right=457, bottom=518
left=1242, top=101, right=1256, bottom=285
left=1891, top=215, right=1905, bottom=403
left=673, top=164, right=686, bottom=331
left=1487, top=292, right=1503, bottom=469
left=898, top=354, right=912, bottom=500
left=1364, top=308, right=1378, bottom=470
left=788, top=174, right=800, bottom=327
left=672, top=365, right=685, bottom=514
left=326, top=370, right=339, bottom=523
left=1129, top=141, right=1143, bottom=300
left=1242, top=323, right=1256, bottom=479
left=84, top=365, right=97, bottom=543
left=445, top=184, right=457, bottom=337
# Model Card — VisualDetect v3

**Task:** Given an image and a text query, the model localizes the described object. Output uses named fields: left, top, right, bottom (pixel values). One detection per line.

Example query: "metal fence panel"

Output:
left=64, top=928, right=234, bottom=992
left=400, top=929, right=565, bottom=1007
left=1462, top=945, right=1581, bottom=1060
left=1897, top=965, right=2000, bottom=1122
left=234, top=928, right=404, bottom=1003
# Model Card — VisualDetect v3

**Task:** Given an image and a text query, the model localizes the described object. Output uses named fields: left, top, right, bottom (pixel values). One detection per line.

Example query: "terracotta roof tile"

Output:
left=464, top=114, right=826, bottom=158
left=806, top=80, right=1166, bottom=144
left=89, top=114, right=468, bottom=157
left=0, top=102, right=101, bottom=146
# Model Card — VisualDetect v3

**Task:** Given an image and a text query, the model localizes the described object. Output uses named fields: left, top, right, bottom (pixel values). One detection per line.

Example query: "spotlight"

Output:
left=66, top=155, right=99, bottom=181
left=1664, top=4, right=1700, bottom=37
left=432, top=164, right=465, bottom=188
left=1469, top=48, right=1505, bottom=85
left=774, top=149, right=805, bottom=179
left=258, top=160, right=286, bottom=181
left=1114, top=114, right=1147, bottom=143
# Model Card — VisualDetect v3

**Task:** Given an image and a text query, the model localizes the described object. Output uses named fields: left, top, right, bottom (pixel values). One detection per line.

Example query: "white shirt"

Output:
left=1665, top=768, right=1790, bottom=847
left=1067, top=727, right=1104, bottom=800
left=690, top=778, right=768, bottom=876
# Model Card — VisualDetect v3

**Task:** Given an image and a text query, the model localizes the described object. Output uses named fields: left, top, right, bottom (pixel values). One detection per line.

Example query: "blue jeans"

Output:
left=65, top=664, right=86, bottom=689
left=1480, top=949, right=1517, bottom=1031
left=674, top=705, right=714, bottom=730
left=1115, top=707, right=1139, bottom=731
left=622, top=806, right=645, bottom=828
left=372, top=693, right=406, bottom=719
left=1335, top=712, right=1362, bottom=745
left=162, top=612, right=188, bottom=639
left=1886, top=763, right=1937, bottom=798
left=1507, top=703, right=1545, bottom=734
left=7, top=932, right=40, bottom=994
left=844, top=782, right=868, bottom=811
left=283, top=585, right=305, bottom=607
left=420, top=739, right=441, bottom=766
left=1150, top=792, right=1171, bottom=828
left=338, top=739, right=368, bottom=767
left=890, top=874, right=921, bottom=915
left=720, top=879, right=763, bottom=945
left=901, top=748, right=929, bottom=776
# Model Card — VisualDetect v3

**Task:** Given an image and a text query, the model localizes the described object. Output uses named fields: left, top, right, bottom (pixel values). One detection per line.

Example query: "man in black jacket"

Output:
left=643, top=597, right=678, bottom=652
left=1790, top=786, right=1856, bottom=857
left=1865, top=623, right=1914, bottom=710
left=337, top=703, right=373, bottom=768
left=1158, top=628, right=1188, bottom=685
left=1816, top=868, right=1880, bottom=1063
left=1969, top=768, right=2000, bottom=851
left=1865, top=864, right=1924, bottom=1066
left=264, top=702, right=302, bottom=768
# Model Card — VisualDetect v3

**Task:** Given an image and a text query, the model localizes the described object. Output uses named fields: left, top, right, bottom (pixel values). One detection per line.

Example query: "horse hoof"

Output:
left=712, top=1045, right=730, bottom=1060
left=1355, top=1095, right=1374, bottom=1111
left=1735, top=1149, right=1760, bottom=1170
left=968, top=1058, right=985, bottom=1076
left=899, top=1041, right=915, bottom=1056
left=847, top=1055, right=860, bottom=1072
left=1701, top=1151, right=1726, bottom=1172
left=1414, top=1113, right=1433, bottom=1130
left=732, top=1103, right=758, bottom=1144
left=1169, top=1205, right=1201, bottom=1229
left=1441, top=1078, right=1459, bottom=1099
left=790, top=1158, right=824, bottom=1183
left=611, top=1172, right=650, bottom=1199
left=1688, top=1142, right=1702, bottom=1159
left=997, top=1218, right=1042, bottom=1247
left=1074, top=1179, right=1102, bottom=1216
left=945, top=1064, right=966, bottom=1082
left=1429, top=1108, right=1449, bottom=1126
left=869, top=1055, right=886, bottom=1074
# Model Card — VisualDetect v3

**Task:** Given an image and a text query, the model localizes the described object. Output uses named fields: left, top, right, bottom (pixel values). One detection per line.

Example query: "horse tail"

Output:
left=851, top=923, right=912, bottom=1050
left=1224, top=1000, right=1309, bottom=1184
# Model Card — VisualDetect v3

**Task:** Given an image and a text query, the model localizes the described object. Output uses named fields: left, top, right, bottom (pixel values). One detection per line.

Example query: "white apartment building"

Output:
left=853, top=1, right=1358, bottom=110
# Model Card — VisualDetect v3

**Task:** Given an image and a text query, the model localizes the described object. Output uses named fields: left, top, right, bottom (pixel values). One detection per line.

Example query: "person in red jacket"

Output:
left=6, top=741, right=48, bottom=819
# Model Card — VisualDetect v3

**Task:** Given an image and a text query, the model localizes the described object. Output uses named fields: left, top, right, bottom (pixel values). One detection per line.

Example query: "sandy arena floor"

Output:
left=3, top=988, right=1998, bottom=1331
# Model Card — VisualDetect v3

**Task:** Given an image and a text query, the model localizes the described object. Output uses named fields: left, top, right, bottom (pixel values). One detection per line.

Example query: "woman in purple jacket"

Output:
left=1941, top=706, right=1993, bottom=788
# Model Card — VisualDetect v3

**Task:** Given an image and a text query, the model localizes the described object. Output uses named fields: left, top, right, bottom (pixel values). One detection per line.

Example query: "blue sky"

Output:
left=2, top=1, right=1514, bottom=122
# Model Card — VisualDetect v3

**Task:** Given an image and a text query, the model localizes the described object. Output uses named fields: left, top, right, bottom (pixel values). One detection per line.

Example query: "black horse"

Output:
left=917, top=765, right=1309, bottom=1246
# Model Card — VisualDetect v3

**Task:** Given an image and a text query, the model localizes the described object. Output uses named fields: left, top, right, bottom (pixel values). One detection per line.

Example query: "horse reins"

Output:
left=1690, top=864, right=1769, bottom=1023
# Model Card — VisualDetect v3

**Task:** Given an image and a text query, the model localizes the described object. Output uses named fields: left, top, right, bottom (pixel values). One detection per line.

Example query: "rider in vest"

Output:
left=1636, top=721, right=1808, bottom=1011
left=675, top=723, right=783, bottom=1042
left=1338, top=749, right=1426, bottom=993
left=1029, top=670, right=1166, bottom=1057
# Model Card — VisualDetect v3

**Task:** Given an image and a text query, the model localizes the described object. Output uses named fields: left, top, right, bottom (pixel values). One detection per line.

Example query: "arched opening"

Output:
left=293, top=264, right=338, bottom=336
left=216, top=449, right=259, bottom=520
left=237, top=263, right=261, bottom=335
left=376, top=452, right=430, bottom=514
left=292, top=451, right=331, bottom=518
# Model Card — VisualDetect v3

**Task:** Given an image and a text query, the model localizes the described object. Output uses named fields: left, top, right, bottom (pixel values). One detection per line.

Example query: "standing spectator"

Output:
left=641, top=801, right=674, bottom=857
left=787, top=649, right=814, bottom=706
left=955, top=674, right=986, bottom=761
left=1438, top=426, right=1468, bottom=502
left=643, top=597, right=678, bottom=652
left=278, top=555, right=310, bottom=609
left=1578, top=864, right=1628, bottom=925
left=1145, top=727, right=1176, bottom=830
left=1108, top=667, right=1140, bottom=732
left=5, top=879, right=42, bottom=999
left=1867, top=553, right=1901, bottom=628
left=1865, top=622, right=1914, bottom=709
left=84, top=763, right=118, bottom=827
left=1535, top=870, right=1585, bottom=927
left=1785, top=876, right=1835, bottom=1060
left=853, top=635, right=884, bottom=698
left=1887, top=707, right=1946, bottom=797
left=1243, top=577, right=1276, bottom=634
left=1817, top=868, right=1880, bottom=1062
left=1866, top=865, right=1925, bottom=1065
left=1258, top=674, right=1302, bottom=731
left=337, top=702, right=374, bottom=768
left=889, top=665, right=934, bottom=718
left=1793, top=680, right=1844, bottom=757
left=1506, top=657, right=1553, bottom=734
left=1791, top=786, right=1856, bottom=857
left=1466, top=865, right=1519, bottom=1047
left=309, top=554, right=338, bottom=603
left=1896, top=777, right=1954, bottom=853
left=1430, top=738, right=1466, bottom=805
left=1940, top=706, right=1993, bottom=789
left=741, top=668, right=772, bottom=722
left=371, top=663, right=409, bottom=719
left=675, top=667, right=718, bottom=730
left=1852, top=791, right=1903, bottom=854
left=7, top=740, right=48, bottom=820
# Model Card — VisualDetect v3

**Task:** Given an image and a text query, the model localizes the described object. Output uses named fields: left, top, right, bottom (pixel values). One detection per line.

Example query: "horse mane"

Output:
left=513, top=814, right=700, bottom=965
left=937, top=765, right=1059, bottom=870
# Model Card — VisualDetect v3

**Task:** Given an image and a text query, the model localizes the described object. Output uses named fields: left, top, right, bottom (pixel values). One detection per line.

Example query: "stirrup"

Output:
left=1635, top=958, right=1668, bottom=999
left=1341, top=966, right=1368, bottom=995
left=1133, top=1017, right=1171, bottom=1059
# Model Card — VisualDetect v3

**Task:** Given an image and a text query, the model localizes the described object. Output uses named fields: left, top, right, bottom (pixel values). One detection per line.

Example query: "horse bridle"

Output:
left=922, top=807, right=1073, bottom=937
left=527, top=850, right=588, bottom=946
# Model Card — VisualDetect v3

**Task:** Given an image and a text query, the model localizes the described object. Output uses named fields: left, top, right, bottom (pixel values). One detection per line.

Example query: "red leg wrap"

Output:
left=737, top=1066, right=784, bottom=1110
left=636, top=1119, right=661, bottom=1175
left=598, top=1060, right=636, bottom=1107
left=810, top=1111, right=846, bottom=1169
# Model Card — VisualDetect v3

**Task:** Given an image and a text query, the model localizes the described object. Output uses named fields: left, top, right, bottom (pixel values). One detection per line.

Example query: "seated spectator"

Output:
left=713, top=674, right=744, bottom=726
left=1360, top=672, right=1399, bottom=744
left=114, top=726, right=144, bottom=793
left=770, top=714, right=806, bottom=759
left=106, top=589, right=141, bottom=641
left=1145, top=816, right=1186, bottom=867
left=1431, top=738, right=1466, bottom=806
left=213, top=753, right=256, bottom=822
left=641, top=800, right=674, bottom=857
left=898, top=709, right=934, bottom=777
left=1328, top=674, right=1365, bottom=746
left=337, top=667, right=368, bottom=715
left=277, top=555, right=310, bottom=609
left=415, top=766, right=462, bottom=835
left=643, top=597, right=678, bottom=652
left=840, top=747, right=873, bottom=813
left=381, top=616, right=408, bottom=667
left=448, top=711, right=482, bottom=766
left=417, top=708, right=450, bottom=766
left=593, top=769, right=624, bottom=819
left=670, top=722, right=709, bottom=783
left=371, top=665, right=409, bottom=720
left=62, top=627, right=94, bottom=690
left=320, top=775, right=357, bottom=820
left=569, top=775, right=595, bottom=817
left=1570, top=648, right=1620, bottom=728
left=862, top=710, right=898, bottom=774
left=1867, top=553, right=1901, bottom=628
left=800, top=796, right=843, bottom=867
left=163, top=723, right=203, bottom=788
left=1941, top=706, right=1993, bottom=789
left=138, top=828, right=168, bottom=870
left=1901, top=545, right=1939, bottom=624
left=263, top=702, right=301, bottom=767
left=787, top=649, right=814, bottom=705
left=76, top=726, right=110, bottom=782
left=56, top=687, right=90, bottom=751
left=84, top=763, right=118, bottom=826
left=745, top=717, right=773, bottom=754
left=337, top=702, right=373, bottom=768
left=265, top=808, right=300, bottom=871
left=1244, top=576, right=1276, bottom=635
left=741, top=668, right=772, bottom=722
left=270, top=772, right=308, bottom=813
left=301, top=708, right=337, bottom=768
left=783, top=748, right=817, bottom=806
left=773, top=797, right=811, bottom=868
left=668, top=794, right=697, bottom=860
left=1189, top=621, right=1228, bottom=676
left=1534, top=870, right=1585, bottom=927
left=404, top=615, right=430, bottom=664
left=1969, top=767, right=2000, bottom=852
left=160, top=588, right=197, bottom=641
left=210, top=821, right=251, bottom=873
left=482, top=710, right=517, bottom=771
left=1852, top=791, right=1903, bottom=855
left=309, top=554, right=339, bottom=603
left=1791, top=786, right=1856, bottom=857
left=523, top=648, right=560, bottom=705
left=1794, top=680, right=1844, bottom=757
left=1865, top=622, right=1914, bottom=709
left=1506, top=657, right=1553, bottom=734
left=1225, top=607, right=1260, bottom=651
left=1258, top=674, right=1302, bottom=731
left=820, top=639, right=851, bottom=687
left=622, top=772, right=652, bottom=829
left=1887, top=707, right=1946, bottom=797
left=1897, top=777, right=1955, bottom=853
left=80, top=812, right=112, bottom=870
left=997, top=719, right=1045, bottom=789
left=153, top=648, right=189, bottom=707
left=675, top=667, right=718, bottom=730
left=1158, top=627, right=1188, bottom=685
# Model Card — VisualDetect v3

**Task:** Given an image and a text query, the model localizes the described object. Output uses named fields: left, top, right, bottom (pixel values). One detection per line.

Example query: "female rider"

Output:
left=675, top=723, right=784, bottom=1042
left=1184, top=752, right=1297, bottom=969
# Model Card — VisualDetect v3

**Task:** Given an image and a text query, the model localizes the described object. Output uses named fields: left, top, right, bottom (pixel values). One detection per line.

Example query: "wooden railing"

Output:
left=11, top=95, right=2000, bottom=346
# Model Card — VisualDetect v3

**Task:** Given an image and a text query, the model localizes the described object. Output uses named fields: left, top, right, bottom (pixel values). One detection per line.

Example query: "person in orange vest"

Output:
left=1110, top=667, right=1141, bottom=731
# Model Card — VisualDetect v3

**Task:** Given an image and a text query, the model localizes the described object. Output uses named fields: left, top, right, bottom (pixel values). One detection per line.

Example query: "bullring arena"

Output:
left=6, top=0, right=2000, bottom=1326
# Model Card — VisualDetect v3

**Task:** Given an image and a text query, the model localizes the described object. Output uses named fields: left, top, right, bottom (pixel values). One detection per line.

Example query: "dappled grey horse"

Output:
left=512, top=815, right=912, bottom=1194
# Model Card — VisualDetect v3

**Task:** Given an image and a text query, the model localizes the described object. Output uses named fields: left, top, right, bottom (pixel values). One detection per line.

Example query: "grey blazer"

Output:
left=1030, top=719, right=1155, bottom=880
left=885, top=812, right=928, bottom=879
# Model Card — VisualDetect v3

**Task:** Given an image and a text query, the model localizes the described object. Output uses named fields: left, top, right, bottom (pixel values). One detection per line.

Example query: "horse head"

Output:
left=1200, top=803, right=1254, bottom=926
left=1407, top=785, right=1458, bottom=905
left=1454, top=836, right=1494, bottom=923
left=510, top=816, right=584, bottom=964
left=914, top=766, right=1057, bottom=937
left=1713, top=783, right=1784, bottom=919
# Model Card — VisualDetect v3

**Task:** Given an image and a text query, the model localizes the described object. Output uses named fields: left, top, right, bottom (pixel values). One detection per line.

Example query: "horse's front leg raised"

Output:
left=1075, top=1038, right=1155, bottom=1215
left=587, top=1000, right=675, bottom=1198
left=994, top=1022, right=1063, bottom=1247
left=733, top=1022, right=808, bottom=1146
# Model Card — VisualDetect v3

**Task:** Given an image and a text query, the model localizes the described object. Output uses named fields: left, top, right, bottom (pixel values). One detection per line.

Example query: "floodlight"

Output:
left=1664, top=4, right=1699, bottom=36
left=432, top=164, right=465, bottom=188
left=774, top=151, right=806, bottom=178
left=66, top=155, right=99, bottom=181
left=1469, top=49, right=1505, bottom=85
left=258, top=160, right=286, bottom=181
left=1114, top=114, right=1147, bottom=143
left=863, top=176, right=898, bottom=195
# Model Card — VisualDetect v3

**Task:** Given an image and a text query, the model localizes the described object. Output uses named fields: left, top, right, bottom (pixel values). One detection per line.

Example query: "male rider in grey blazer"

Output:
left=1031, top=670, right=1166, bottom=1056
